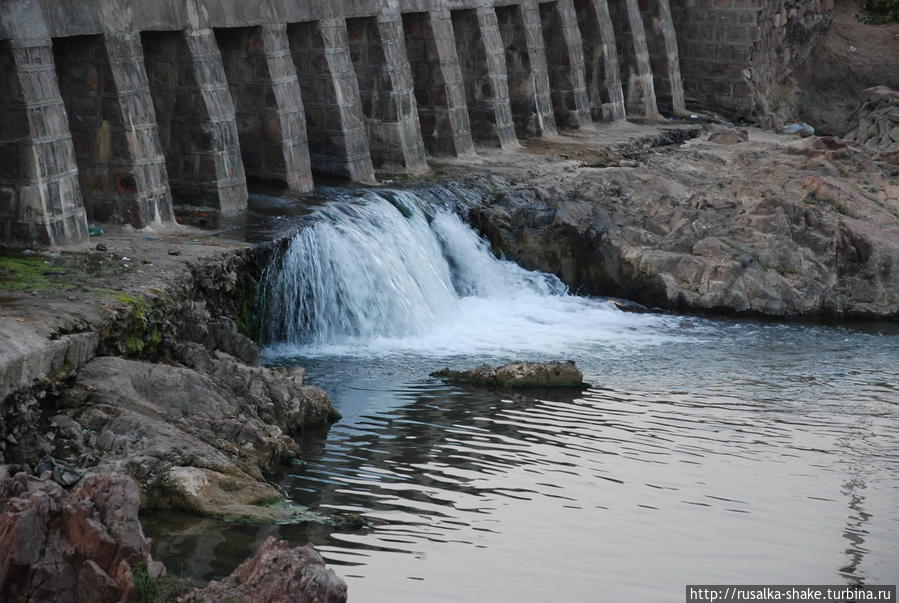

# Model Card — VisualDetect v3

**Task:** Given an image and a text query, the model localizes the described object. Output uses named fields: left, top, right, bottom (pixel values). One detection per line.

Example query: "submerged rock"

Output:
left=432, top=361, right=587, bottom=388
left=0, top=470, right=163, bottom=603
left=180, top=537, right=348, bottom=603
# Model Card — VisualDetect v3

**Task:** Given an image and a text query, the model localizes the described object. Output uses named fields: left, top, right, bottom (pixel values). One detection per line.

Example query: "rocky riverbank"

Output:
left=0, top=226, right=346, bottom=600
left=2, top=117, right=897, bottom=602
left=434, top=122, right=899, bottom=320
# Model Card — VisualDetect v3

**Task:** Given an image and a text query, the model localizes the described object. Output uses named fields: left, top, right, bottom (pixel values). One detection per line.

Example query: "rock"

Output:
left=845, top=87, right=899, bottom=151
left=432, top=361, right=587, bottom=388
left=708, top=129, right=749, bottom=145
left=204, top=318, right=261, bottom=365
left=54, top=354, right=338, bottom=521
left=180, top=537, right=348, bottom=603
left=34, top=456, right=85, bottom=488
left=782, top=122, right=816, bottom=137
left=466, top=127, right=899, bottom=319
left=0, top=471, right=163, bottom=603
left=95, top=243, right=108, bottom=252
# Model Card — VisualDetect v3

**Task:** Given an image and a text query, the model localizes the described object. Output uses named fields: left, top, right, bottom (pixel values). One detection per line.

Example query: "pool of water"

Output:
left=144, top=318, right=899, bottom=601
left=143, top=187, right=899, bottom=600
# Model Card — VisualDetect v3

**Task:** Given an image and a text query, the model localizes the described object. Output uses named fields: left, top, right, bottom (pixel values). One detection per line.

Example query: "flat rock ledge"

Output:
left=431, top=361, right=587, bottom=388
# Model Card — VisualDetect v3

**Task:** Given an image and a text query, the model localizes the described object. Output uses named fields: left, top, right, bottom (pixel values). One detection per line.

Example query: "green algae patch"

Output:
left=106, top=292, right=164, bottom=358
left=0, top=251, right=137, bottom=294
left=0, top=253, right=78, bottom=292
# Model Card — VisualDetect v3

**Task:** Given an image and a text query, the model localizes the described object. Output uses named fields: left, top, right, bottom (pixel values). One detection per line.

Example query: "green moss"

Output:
left=857, top=0, right=899, bottom=24
left=0, top=251, right=136, bottom=294
left=112, top=292, right=150, bottom=316
left=235, top=273, right=259, bottom=339
left=0, top=254, right=74, bottom=292
left=124, top=334, right=146, bottom=355
left=108, top=292, right=163, bottom=359
left=133, top=562, right=187, bottom=603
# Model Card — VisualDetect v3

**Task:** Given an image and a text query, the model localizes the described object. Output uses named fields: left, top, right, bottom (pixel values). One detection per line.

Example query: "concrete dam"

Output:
left=2, top=0, right=700, bottom=249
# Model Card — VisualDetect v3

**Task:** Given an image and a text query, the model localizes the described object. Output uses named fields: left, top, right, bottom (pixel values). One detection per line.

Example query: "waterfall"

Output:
left=262, top=187, right=683, bottom=358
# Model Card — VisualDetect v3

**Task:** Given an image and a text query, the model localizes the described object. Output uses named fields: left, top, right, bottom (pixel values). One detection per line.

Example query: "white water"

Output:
left=150, top=188, right=899, bottom=601
left=263, top=189, right=691, bottom=358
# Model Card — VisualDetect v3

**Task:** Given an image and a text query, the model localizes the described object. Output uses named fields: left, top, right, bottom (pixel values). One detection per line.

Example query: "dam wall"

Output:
left=0, top=0, right=686, bottom=248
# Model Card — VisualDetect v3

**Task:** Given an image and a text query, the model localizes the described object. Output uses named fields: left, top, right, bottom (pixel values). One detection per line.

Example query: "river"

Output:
left=144, top=187, right=899, bottom=601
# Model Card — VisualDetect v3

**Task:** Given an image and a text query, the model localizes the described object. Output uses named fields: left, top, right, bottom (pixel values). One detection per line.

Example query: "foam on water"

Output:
left=262, top=188, right=692, bottom=359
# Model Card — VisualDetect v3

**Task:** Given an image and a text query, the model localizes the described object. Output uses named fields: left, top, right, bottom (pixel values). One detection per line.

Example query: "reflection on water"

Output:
left=145, top=187, right=899, bottom=599
left=144, top=321, right=899, bottom=602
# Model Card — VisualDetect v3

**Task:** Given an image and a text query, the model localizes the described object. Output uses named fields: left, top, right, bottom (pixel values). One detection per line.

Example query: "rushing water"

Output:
left=145, top=188, right=899, bottom=601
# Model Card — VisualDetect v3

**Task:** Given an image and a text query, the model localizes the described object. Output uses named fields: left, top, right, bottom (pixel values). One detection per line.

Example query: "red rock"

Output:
left=0, top=471, right=161, bottom=603
left=180, top=536, right=348, bottom=603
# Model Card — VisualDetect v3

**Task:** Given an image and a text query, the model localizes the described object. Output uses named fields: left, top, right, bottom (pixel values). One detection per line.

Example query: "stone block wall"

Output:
left=346, top=15, right=428, bottom=172
left=0, top=39, right=88, bottom=247
left=217, top=27, right=291, bottom=186
left=671, top=0, right=834, bottom=122
left=453, top=9, right=503, bottom=147
left=53, top=34, right=173, bottom=228
left=0, top=0, right=689, bottom=248
left=404, top=12, right=454, bottom=156
left=288, top=20, right=375, bottom=183
left=638, top=0, right=675, bottom=112
left=496, top=5, right=541, bottom=138
left=541, top=2, right=581, bottom=129
left=749, top=0, right=834, bottom=128
left=670, top=0, right=762, bottom=118
left=573, top=0, right=611, bottom=120
left=141, top=30, right=248, bottom=213
left=402, top=11, right=475, bottom=157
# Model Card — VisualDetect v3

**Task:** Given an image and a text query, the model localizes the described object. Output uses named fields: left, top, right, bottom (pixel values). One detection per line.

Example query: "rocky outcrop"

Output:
left=845, top=87, right=899, bottom=152
left=180, top=537, right=348, bottom=603
left=0, top=470, right=348, bottom=603
left=466, top=128, right=899, bottom=319
left=1, top=233, right=340, bottom=521
left=0, top=470, right=163, bottom=603
left=51, top=349, right=337, bottom=521
left=432, top=361, right=586, bottom=388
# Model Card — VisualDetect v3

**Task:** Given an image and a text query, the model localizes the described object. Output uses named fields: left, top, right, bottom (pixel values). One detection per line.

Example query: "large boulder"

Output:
left=0, top=470, right=163, bottom=603
left=51, top=352, right=338, bottom=521
left=432, top=361, right=587, bottom=388
left=180, top=537, right=348, bottom=603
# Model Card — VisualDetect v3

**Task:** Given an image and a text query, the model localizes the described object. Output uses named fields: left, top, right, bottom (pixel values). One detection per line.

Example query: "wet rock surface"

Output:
left=179, top=537, right=348, bottom=603
left=432, top=361, right=587, bottom=388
